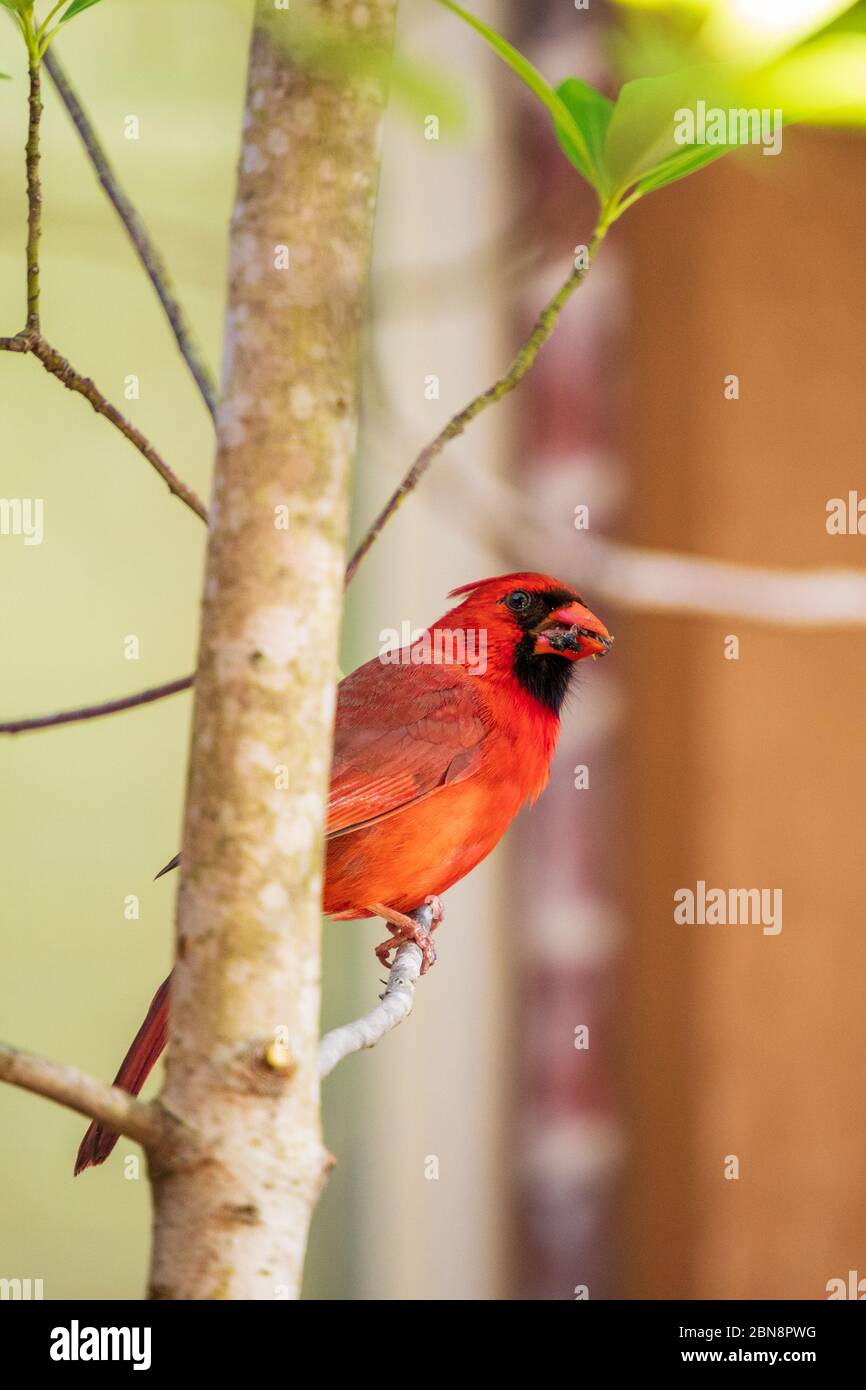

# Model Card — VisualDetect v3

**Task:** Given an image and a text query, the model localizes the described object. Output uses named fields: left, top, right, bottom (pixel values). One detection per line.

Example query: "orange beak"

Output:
left=534, top=599, right=614, bottom=662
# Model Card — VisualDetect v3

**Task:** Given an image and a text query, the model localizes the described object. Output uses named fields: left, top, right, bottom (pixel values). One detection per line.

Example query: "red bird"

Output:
left=75, top=572, right=612, bottom=1172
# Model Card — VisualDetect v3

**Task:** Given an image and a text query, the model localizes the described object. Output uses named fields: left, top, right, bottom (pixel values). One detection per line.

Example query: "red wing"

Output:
left=326, top=658, right=489, bottom=839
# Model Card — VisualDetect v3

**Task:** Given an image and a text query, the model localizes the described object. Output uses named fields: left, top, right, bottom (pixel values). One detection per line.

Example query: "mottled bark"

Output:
left=147, top=0, right=398, bottom=1300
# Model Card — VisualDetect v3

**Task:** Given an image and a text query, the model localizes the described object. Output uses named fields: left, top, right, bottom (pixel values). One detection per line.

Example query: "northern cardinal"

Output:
left=75, top=572, right=612, bottom=1173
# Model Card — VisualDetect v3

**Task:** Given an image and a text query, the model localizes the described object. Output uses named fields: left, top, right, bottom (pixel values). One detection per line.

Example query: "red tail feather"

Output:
left=74, top=974, right=172, bottom=1175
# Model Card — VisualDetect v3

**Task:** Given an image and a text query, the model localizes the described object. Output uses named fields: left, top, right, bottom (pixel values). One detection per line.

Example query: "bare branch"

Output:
left=0, top=1043, right=170, bottom=1151
left=0, top=674, right=193, bottom=735
left=586, top=536, right=866, bottom=628
left=0, top=929, right=423, bottom=1165
left=26, top=336, right=209, bottom=520
left=0, top=60, right=208, bottom=525
left=43, top=48, right=219, bottom=421
left=319, top=940, right=424, bottom=1078
left=0, top=333, right=209, bottom=522
left=344, top=233, right=603, bottom=585
left=25, top=58, right=42, bottom=332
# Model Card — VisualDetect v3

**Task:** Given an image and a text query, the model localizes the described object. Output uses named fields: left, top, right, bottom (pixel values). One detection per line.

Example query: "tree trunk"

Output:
left=147, top=0, right=398, bottom=1301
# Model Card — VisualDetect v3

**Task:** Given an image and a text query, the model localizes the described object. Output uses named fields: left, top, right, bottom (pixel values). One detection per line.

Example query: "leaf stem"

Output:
left=36, top=1, right=69, bottom=47
left=437, top=0, right=595, bottom=179
left=603, top=187, right=642, bottom=227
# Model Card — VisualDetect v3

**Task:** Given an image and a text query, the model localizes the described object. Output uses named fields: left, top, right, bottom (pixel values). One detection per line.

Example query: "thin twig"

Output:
left=0, top=674, right=193, bottom=735
left=0, top=60, right=208, bottom=525
left=0, top=333, right=208, bottom=522
left=25, top=58, right=42, bottom=331
left=0, top=1042, right=171, bottom=1150
left=28, top=336, right=209, bottom=520
left=43, top=48, right=219, bottom=421
left=344, top=233, right=603, bottom=585
left=319, top=935, right=427, bottom=1078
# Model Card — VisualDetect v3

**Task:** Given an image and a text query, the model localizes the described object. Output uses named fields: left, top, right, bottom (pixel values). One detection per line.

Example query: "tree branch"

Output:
left=0, top=334, right=207, bottom=520
left=0, top=924, right=423, bottom=1160
left=0, top=674, right=193, bottom=735
left=0, top=59, right=208, bottom=525
left=25, top=58, right=42, bottom=332
left=43, top=48, right=219, bottom=422
left=319, top=939, right=425, bottom=1079
left=0, top=1043, right=171, bottom=1151
left=587, top=536, right=866, bottom=627
left=344, top=233, right=603, bottom=584
left=27, top=336, right=209, bottom=520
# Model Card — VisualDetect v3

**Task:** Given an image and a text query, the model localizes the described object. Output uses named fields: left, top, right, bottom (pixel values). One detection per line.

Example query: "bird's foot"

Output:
left=370, top=897, right=444, bottom=975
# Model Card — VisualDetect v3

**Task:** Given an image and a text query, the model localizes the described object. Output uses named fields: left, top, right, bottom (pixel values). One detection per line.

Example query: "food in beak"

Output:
left=543, top=624, right=614, bottom=657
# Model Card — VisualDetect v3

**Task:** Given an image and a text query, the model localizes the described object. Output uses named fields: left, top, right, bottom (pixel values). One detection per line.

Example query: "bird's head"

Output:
left=445, top=572, right=613, bottom=713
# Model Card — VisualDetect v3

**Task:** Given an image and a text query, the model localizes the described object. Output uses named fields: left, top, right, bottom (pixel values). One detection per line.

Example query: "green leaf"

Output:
left=554, top=77, right=614, bottom=197
left=437, top=0, right=599, bottom=191
left=756, top=34, right=866, bottom=125
left=603, top=30, right=866, bottom=207
left=819, top=3, right=866, bottom=38
left=632, top=143, right=729, bottom=198
left=613, top=33, right=866, bottom=202
left=603, top=62, right=744, bottom=196
left=61, top=0, right=102, bottom=19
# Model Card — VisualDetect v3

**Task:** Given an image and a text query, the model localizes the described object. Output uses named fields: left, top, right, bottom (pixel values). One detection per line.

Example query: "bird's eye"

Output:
left=505, top=590, right=532, bottom=613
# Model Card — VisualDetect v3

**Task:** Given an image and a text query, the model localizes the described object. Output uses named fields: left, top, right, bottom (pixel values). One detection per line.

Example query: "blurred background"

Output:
left=1, top=0, right=865, bottom=1300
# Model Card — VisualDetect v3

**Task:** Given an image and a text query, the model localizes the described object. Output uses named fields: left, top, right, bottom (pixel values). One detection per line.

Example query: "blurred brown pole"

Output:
left=618, top=128, right=866, bottom=1301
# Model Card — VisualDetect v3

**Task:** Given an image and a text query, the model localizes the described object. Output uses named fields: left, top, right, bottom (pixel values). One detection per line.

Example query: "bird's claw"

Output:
left=374, top=925, right=437, bottom=974
left=372, top=897, right=444, bottom=975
